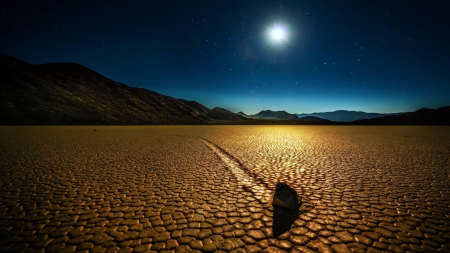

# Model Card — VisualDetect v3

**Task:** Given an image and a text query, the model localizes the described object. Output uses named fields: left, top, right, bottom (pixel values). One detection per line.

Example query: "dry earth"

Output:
left=0, top=126, right=449, bottom=253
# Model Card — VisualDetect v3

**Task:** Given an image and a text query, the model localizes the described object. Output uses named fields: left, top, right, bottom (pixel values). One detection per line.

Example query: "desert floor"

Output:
left=0, top=126, right=449, bottom=253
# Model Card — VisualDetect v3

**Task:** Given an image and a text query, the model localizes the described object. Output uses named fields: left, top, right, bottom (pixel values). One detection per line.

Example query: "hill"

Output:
left=2, top=54, right=447, bottom=126
left=297, top=116, right=331, bottom=122
left=0, top=53, right=243, bottom=125
left=354, top=107, right=450, bottom=125
left=296, top=110, right=402, bottom=122
left=249, top=110, right=300, bottom=120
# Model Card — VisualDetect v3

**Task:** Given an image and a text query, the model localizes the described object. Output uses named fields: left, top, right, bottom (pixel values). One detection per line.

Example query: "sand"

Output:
left=0, top=125, right=449, bottom=252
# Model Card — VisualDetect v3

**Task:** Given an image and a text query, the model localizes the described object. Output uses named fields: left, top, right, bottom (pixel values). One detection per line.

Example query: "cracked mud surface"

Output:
left=1, top=126, right=449, bottom=253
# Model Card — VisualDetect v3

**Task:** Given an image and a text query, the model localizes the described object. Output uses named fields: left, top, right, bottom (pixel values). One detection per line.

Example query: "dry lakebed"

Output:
left=1, top=126, right=449, bottom=253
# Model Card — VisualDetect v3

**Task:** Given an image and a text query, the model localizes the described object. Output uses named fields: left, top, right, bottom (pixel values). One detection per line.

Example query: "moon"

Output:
left=267, top=24, right=289, bottom=44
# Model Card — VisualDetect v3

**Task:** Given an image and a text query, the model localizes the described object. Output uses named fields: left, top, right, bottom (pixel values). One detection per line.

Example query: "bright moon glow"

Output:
left=267, top=24, right=288, bottom=44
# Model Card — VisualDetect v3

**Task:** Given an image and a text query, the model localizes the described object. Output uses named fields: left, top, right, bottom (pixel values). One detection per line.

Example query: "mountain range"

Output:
left=0, top=53, right=246, bottom=125
left=1, top=53, right=449, bottom=125
left=296, top=110, right=403, bottom=122
left=238, top=111, right=329, bottom=122
left=354, top=107, right=450, bottom=125
left=242, top=108, right=450, bottom=125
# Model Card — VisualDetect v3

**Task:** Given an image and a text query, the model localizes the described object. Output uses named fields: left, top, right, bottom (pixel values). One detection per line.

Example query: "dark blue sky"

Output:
left=1, top=0, right=449, bottom=113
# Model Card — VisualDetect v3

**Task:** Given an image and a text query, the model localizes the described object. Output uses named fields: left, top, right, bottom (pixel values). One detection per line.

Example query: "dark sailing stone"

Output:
left=272, top=183, right=302, bottom=211
left=272, top=183, right=302, bottom=237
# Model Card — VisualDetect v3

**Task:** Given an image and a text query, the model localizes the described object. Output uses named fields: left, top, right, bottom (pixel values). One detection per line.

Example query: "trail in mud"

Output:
left=199, top=138, right=273, bottom=205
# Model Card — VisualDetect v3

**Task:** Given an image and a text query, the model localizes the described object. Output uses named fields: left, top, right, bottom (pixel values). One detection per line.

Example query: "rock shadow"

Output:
left=272, top=183, right=302, bottom=237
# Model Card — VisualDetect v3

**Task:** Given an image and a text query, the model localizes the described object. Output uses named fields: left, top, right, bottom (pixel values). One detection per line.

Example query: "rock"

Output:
left=272, top=183, right=302, bottom=211
left=272, top=183, right=302, bottom=237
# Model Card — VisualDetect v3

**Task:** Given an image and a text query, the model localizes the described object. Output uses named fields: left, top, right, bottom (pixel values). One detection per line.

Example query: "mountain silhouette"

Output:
left=0, top=53, right=243, bottom=125
left=1, top=53, right=448, bottom=125
left=243, top=110, right=330, bottom=122
left=354, top=107, right=450, bottom=125
left=297, top=116, right=330, bottom=122
left=296, top=110, right=403, bottom=122
left=248, top=110, right=300, bottom=120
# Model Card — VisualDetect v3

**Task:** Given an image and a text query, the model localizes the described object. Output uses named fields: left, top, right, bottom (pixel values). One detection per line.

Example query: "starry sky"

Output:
left=1, top=0, right=449, bottom=114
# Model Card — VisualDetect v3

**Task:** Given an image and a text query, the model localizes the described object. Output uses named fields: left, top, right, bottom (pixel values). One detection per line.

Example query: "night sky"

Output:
left=1, top=1, right=449, bottom=114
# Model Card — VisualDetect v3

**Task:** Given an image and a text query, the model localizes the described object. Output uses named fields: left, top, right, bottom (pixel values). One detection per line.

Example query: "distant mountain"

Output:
left=176, top=101, right=245, bottom=121
left=237, top=111, right=249, bottom=118
left=249, top=110, right=300, bottom=120
left=297, top=116, right=331, bottom=122
left=0, top=53, right=243, bottom=125
left=354, top=107, right=450, bottom=125
left=176, top=99, right=210, bottom=120
left=207, top=107, right=246, bottom=121
left=2, top=54, right=447, bottom=125
left=296, top=110, right=402, bottom=122
left=244, top=110, right=331, bottom=122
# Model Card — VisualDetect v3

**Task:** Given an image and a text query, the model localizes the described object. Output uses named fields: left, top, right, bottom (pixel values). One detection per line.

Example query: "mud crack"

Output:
left=199, top=138, right=273, bottom=205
